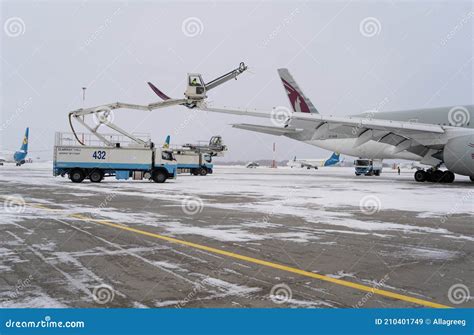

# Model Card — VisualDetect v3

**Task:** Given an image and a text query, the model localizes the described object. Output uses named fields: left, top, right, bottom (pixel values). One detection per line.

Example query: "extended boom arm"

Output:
left=68, top=62, right=248, bottom=147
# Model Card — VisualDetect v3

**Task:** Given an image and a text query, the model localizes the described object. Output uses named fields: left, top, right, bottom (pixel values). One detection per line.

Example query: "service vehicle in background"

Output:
left=354, top=158, right=383, bottom=176
left=164, top=135, right=227, bottom=176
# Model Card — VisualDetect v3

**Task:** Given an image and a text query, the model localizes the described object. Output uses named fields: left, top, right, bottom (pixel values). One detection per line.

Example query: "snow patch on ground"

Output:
left=326, top=271, right=356, bottom=279
left=202, top=277, right=261, bottom=296
left=1, top=293, right=67, bottom=308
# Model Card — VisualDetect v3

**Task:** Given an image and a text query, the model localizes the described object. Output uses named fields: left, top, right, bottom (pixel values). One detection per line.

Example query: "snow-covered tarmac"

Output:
left=0, top=163, right=472, bottom=308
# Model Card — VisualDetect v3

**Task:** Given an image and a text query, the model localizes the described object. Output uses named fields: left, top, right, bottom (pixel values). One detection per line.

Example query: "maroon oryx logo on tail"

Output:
left=281, top=78, right=311, bottom=113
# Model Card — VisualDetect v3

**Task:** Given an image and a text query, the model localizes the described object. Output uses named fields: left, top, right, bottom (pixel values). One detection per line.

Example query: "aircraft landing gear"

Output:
left=443, top=171, right=455, bottom=183
left=414, top=170, right=427, bottom=182
left=414, top=169, right=455, bottom=183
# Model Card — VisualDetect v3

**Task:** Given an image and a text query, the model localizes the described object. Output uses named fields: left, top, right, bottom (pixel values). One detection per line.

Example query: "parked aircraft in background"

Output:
left=0, top=127, right=29, bottom=166
left=246, top=162, right=260, bottom=168
left=287, top=152, right=341, bottom=169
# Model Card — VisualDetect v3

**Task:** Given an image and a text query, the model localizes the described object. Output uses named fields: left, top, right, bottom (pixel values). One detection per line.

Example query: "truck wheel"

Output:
left=70, top=169, right=85, bottom=183
left=152, top=170, right=167, bottom=183
left=374, top=171, right=380, bottom=176
left=89, top=170, right=103, bottom=183
left=199, top=168, right=208, bottom=176
left=191, top=169, right=199, bottom=176
left=355, top=173, right=360, bottom=176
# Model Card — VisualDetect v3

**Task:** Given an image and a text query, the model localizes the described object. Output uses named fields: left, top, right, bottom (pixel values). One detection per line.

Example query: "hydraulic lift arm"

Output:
left=68, top=62, right=248, bottom=147
left=204, top=62, right=247, bottom=91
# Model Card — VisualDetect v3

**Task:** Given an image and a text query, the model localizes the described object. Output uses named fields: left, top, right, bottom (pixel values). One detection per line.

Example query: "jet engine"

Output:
left=443, top=134, right=474, bottom=178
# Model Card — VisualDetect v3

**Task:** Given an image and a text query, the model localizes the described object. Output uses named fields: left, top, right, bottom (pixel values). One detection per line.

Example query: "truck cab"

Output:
left=185, top=74, right=206, bottom=100
left=354, top=159, right=383, bottom=176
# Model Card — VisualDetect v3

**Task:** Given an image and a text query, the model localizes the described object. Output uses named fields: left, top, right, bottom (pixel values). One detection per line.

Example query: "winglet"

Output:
left=147, top=82, right=171, bottom=101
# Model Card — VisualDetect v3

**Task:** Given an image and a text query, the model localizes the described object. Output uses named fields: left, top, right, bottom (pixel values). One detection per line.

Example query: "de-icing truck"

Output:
left=53, top=133, right=177, bottom=183
left=54, top=62, right=247, bottom=183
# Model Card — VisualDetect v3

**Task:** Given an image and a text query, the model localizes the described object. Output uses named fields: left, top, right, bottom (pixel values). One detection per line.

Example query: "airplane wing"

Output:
left=199, top=106, right=273, bottom=118
left=232, top=124, right=301, bottom=136
left=200, top=105, right=464, bottom=143
left=292, top=113, right=445, bottom=135
left=289, top=113, right=466, bottom=160
left=197, top=104, right=474, bottom=164
left=200, top=105, right=444, bottom=133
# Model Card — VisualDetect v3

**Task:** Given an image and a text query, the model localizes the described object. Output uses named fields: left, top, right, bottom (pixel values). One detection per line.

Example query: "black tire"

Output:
left=374, top=171, right=380, bottom=176
left=432, top=170, right=444, bottom=183
left=89, top=170, right=103, bottom=183
left=70, top=169, right=85, bottom=183
left=425, top=171, right=434, bottom=182
left=470, top=176, right=474, bottom=182
left=199, top=167, right=208, bottom=176
left=355, top=173, right=361, bottom=176
left=442, top=171, right=455, bottom=183
left=191, top=169, right=199, bottom=176
left=414, top=170, right=426, bottom=182
left=152, top=169, right=167, bottom=183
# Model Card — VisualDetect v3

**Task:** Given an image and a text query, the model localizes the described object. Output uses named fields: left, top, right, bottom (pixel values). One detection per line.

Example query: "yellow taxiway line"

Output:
left=0, top=194, right=449, bottom=308
left=70, top=213, right=450, bottom=308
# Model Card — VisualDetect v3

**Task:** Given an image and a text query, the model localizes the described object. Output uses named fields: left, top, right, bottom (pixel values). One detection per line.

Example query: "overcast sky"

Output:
left=1, top=0, right=473, bottom=161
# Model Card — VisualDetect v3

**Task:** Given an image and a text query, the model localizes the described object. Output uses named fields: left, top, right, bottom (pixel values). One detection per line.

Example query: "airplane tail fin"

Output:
left=20, top=127, right=29, bottom=153
left=277, top=68, right=318, bottom=114
left=330, top=152, right=340, bottom=161
left=163, top=135, right=170, bottom=149
left=324, top=152, right=340, bottom=166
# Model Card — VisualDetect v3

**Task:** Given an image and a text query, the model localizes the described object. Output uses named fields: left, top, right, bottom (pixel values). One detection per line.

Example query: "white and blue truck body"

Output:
left=53, top=133, right=177, bottom=183
left=164, top=135, right=227, bottom=176
left=173, top=150, right=213, bottom=176
left=354, top=159, right=383, bottom=176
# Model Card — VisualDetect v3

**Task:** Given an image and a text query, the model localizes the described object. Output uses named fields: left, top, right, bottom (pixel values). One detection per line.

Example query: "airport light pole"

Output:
left=82, top=87, right=87, bottom=107
left=81, top=87, right=86, bottom=144
left=271, top=142, right=277, bottom=168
